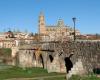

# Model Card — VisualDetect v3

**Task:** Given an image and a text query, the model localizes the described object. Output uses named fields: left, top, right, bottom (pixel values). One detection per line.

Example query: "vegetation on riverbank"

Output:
left=0, top=66, right=100, bottom=80
left=0, top=66, right=65, bottom=80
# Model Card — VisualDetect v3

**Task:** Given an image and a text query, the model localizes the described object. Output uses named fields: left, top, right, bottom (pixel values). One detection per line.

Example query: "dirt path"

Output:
left=5, top=75, right=65, bottom=80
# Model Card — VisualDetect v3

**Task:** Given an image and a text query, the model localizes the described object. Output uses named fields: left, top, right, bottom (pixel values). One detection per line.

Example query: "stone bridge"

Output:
left=11, top=40, right=100, bottom=77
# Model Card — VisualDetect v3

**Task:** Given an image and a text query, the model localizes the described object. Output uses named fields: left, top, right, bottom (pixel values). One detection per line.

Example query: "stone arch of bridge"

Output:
left=62, top=53, right=74, bottom=73
left=39, top=54, right=44, bottom=68
left=49, top=55, right=54, bottom=62
left=58, top=50, right=74, bottom=73
left=64, top=57, right=73, bottom=73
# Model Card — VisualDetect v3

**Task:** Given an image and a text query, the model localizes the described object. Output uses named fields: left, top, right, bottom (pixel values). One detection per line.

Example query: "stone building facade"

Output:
left=38, top=12, right=80, bottom=41
left=0, top=39, right=16, bottom=48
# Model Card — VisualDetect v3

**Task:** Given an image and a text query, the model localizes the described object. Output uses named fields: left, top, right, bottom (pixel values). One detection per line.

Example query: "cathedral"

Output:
left=38, top=12, right=80, bottom=41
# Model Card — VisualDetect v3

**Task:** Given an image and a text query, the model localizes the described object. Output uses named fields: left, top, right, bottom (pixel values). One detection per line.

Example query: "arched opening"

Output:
left=49, top=55, right=53, bottom=62
left=93, top=68, right=100, bottom=74
left=64, top=57, right=73, bottom=73
left=15, top=52, right=19, bottom=66
left=39, top=54, right=44, bottom=68
left=33, top=53, right=36, bottom=60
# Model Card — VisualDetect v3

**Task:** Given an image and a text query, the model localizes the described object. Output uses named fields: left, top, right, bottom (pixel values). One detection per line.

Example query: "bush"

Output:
left=0, top=48, right=12, bottom=56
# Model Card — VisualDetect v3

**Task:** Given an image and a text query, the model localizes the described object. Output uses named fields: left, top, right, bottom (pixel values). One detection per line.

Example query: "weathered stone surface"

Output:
left=18, top=50, right=34, bottom=67
left=11, top=40, right=100, bottom=75
left=43, top=40, right=100, bottom=74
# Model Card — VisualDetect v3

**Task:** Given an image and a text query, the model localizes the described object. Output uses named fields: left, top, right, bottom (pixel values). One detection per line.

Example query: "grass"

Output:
left=0, top=66, right=65, bottom=80
left=69, top=75, right=100, bottom=80
left=43, top=77, right=66, bottom=80
left=0, top=66, right=100, bottom=80
left=31, top=77, right=66, bottom=80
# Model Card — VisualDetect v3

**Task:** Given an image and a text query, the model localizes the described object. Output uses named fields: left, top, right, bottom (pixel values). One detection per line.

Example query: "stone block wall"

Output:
left=45, top=41, right=100, bottom=74
left=11, top=40, right=100, bottom=75
left=18, top=50, right=34, bottom=67
left=56, top=41, right=100, bottom=73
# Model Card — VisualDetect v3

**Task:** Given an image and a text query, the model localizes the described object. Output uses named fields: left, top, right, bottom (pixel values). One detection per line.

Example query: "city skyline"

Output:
left=0, top=0, right=100, bottom=34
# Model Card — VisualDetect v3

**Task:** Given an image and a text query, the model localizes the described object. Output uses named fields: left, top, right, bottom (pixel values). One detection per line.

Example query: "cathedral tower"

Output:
left=38, top=12, right=46, bottom=34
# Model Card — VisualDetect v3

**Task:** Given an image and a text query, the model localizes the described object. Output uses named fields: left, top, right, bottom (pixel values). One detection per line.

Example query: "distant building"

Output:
left=0, top=39, right=16, bottom=48
left=38, top=12, right=80, bottom=41
left=4, top=31, right=14, bottom=38
left=0, top=31, right=35, bottom=48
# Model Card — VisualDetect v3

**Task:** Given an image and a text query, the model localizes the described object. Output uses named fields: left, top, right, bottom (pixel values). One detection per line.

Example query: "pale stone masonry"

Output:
left=38, top=12, right=80, bottom=41
left=11, top=40, right=100, bottom=77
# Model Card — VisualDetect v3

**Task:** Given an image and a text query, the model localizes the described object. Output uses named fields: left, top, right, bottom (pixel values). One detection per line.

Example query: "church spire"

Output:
left=38, top=12, right=46, bottom=34
left=57, top=19, right=65, bottom=27
left=40, top=11, right=44, bottom=17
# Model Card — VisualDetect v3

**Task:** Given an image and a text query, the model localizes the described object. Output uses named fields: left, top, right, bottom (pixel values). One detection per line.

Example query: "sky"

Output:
left=0, top=0, right=100, bottom=34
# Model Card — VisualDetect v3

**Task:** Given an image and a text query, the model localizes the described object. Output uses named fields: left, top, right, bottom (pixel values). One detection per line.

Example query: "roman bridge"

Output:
left=11, top=40, right=100, bottom=77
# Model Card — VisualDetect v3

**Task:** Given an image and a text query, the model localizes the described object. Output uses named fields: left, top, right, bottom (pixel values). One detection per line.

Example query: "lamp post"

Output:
left=72, top=17, right=76, bottom=41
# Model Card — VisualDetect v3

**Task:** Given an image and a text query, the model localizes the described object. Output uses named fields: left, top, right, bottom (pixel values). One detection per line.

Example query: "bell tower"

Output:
left=38, top=12, right=46, bottom=34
